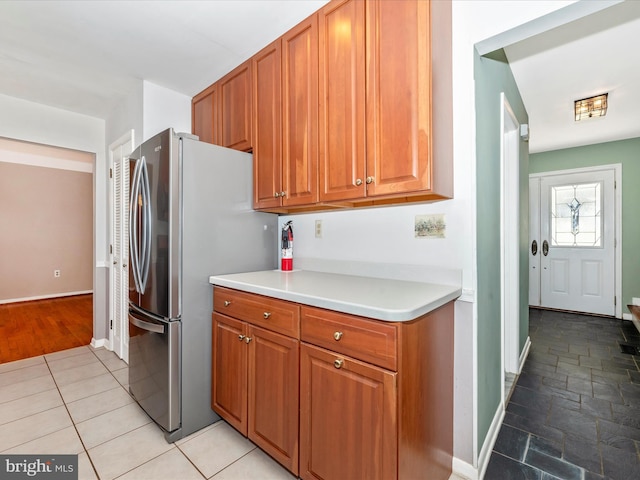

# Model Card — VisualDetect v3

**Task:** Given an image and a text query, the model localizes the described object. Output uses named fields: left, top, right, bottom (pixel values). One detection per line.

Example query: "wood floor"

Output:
left=0, top=294, right=93, bottom=364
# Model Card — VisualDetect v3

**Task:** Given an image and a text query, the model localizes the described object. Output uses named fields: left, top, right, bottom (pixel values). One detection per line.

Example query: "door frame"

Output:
left=500, top=93, right=521, bottom=396
left=529, top=164, right=622, bottom=318
left=108, top=130, right=134, bottom=360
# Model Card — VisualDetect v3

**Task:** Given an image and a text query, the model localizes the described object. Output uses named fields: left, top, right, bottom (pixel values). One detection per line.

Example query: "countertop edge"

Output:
left=209, top=274, right=461, bottom=322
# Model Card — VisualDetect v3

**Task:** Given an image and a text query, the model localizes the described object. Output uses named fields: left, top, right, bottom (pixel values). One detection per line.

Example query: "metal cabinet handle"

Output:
left=334, top=359, right=344, bottom=369
left=263, top=312, right=271, bottom=319
left=366, top=176, right=374, bottom=184
left=244, top=337, right=252, bottom=344
left=355, top=178, right=363, bottom=186
left=238, top=334, right=245, bottom=341
left=333, top=331, right=343, bottom=341
left=542, top=240, right=549, bottom=256
left=274, top=192, right=280, bottom=198
left=224, top=300, right=231, bottom=307
left=531, top=240, right=538, bottom=256
left=280, top=191, right=286, bottom=197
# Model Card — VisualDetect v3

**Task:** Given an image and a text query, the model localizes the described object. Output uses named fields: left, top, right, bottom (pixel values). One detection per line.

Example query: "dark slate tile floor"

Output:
left=485, top=308, right=640, bottom=479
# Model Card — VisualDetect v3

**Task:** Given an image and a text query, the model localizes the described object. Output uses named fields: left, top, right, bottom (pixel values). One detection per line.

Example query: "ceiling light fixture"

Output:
left=574, top=93, right=608, bottom=121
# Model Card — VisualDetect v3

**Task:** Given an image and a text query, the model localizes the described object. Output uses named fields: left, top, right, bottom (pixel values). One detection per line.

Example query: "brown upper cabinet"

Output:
left=192, top=83, right=217, bottom=145
left=252, top=40, right=283, bottom=210
left=193, top=0, right=452, bottom=210
left=218, top=60, right=253, bottom=152
left=192, top=60, right=252, bottom=152
left=318, top=0, right=366, bottom=202
left=253, top=15, right=319, bottom=210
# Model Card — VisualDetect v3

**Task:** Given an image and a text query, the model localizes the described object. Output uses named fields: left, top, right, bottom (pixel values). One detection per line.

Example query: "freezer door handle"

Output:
left=129, top=311, right=166, bottom=334
left=138, top=156, right=152, bottom=293
left=129, top=157, right=142, bottom=293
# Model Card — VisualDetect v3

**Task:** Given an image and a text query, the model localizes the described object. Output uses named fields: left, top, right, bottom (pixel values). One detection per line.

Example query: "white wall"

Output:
left=142, top=80, right=192, bottom=142
left=107, top=82, right=143, bottom=149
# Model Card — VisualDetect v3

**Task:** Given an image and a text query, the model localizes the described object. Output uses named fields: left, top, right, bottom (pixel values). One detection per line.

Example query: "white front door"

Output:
left=530, top=168, right=616, bottom=316
left=109, top=131, right=134, bottom=362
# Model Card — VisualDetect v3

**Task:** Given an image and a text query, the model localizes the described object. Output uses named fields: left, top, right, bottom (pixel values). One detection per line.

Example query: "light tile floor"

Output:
left=0, top=345, right=467, bottom=480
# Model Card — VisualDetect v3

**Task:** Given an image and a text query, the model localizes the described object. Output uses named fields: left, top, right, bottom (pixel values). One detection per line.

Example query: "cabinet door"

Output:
left=211, top=313, right=247, bottom=435
left=252, top=40, right=283, bottom=210
left=366, top=0, right=431, bottom=197
left=192, top=84, right=217, bottom=145
left=281, top=15, right=318, bottom=207
left=248, top=325, right=299, bottom=475
left=218, top=60, right=253, bottom=152
left=318, top=0, right=366, bottom=202
left=300, top=344, right=397, bottom=480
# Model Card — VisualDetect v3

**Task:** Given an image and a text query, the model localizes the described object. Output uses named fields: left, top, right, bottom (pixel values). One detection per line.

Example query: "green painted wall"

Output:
left=474, top=49, right=529, bottom=450
left=530, top=138, right=640, bottom=314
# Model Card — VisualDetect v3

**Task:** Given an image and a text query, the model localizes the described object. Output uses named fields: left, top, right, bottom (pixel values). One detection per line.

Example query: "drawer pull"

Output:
left=244, top=336, right=252, bottom=344
left=333, top=331, right=343, bottom=341
left=334, top=359, right=344, bottom=369
left=238, top=335, right=245, bottom=341
left=224, top=300, right=231, bottom=307
left=263, top=312, right=272, bottom=319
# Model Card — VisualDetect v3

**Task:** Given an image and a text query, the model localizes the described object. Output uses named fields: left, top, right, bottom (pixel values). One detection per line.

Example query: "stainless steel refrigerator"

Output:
left=128, top=128, right=277, bottom=442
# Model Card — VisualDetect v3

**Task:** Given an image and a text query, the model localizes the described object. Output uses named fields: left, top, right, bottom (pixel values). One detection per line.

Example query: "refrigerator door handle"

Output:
left=139, top=157, right=152, bottom=293
left=129, top=309, right=166, bottom=334
left=129, top=157, right=142, bottom=293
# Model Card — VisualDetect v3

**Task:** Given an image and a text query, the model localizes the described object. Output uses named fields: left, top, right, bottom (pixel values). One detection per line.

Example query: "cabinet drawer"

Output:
left=301, top=306, right=397, bottom=370
left=214, top=287, right=300, bottom=338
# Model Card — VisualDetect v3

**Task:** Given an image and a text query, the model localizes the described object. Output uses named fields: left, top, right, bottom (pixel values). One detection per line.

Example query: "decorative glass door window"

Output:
left=551, top=182, right=602, bottom=247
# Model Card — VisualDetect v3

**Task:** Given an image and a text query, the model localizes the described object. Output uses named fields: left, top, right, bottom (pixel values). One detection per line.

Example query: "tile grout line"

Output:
left=43, top=349, right=101, bottom=480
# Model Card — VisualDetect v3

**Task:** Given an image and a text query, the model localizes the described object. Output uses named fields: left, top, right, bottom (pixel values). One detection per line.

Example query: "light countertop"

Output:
left=209, top=269, right=461, bottom=322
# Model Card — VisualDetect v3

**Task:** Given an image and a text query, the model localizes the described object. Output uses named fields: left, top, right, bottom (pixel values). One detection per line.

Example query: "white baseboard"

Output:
left=91, top=338, right=110, bottom=350
left=452, top=457, right=477, bottom=480
left=518, top=336, right=531, bottom=374
left=477, top=404, right=505, bottom=480
left=0, top=290, right=93, bottom=305
left=623, top=313, right=632, bottom=321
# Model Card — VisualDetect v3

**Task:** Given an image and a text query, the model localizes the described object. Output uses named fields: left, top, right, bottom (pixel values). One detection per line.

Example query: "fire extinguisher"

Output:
left=281, top=221, right=293, bottom=271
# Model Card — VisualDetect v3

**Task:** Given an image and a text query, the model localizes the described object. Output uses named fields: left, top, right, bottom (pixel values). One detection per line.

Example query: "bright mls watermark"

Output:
left=0, top=455, right=77, bottom=480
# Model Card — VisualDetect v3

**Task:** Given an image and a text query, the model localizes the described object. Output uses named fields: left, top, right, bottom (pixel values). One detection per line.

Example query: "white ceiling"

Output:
left=0, top=0, right=328, bottom=118
left=1, top=1, right=639, bottom=154
left=504, top=0, right=640, bottom=153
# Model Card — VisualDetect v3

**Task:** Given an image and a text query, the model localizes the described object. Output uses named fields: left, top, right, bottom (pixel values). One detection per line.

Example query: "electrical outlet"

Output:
left=315, top=220, right=322, bottom=238
left=54, top=270, right=61, bottom=278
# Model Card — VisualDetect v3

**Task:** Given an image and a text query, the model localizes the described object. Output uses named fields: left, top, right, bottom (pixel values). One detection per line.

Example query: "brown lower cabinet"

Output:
left=212, top=287, right=454, bottom=480
left=212, top=287, right=300, bottom=475
left=299, top=343, right=397, bottom=480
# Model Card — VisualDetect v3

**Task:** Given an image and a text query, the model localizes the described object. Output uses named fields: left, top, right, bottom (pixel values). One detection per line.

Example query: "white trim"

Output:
left=458, top=289, right=476, bottom=304
left=500, top=92, right=521, bottom=382
left=0, top=150, right=93, bottom=173
left=90, top=337, right=110, bottom=350
left=452, top=457, right=477, bottom=480
left=518, top=336, right=531, bottom=374
left=96, top=261, right=109, bottom=268
left=0, top=290, right=93, bottom=305
left=477, top=405, right=505, bottom=480
left=475, top=1, right=623, bottom=56
left=530, top=164, right=622, bottom=318
left=623, top=314, right=633, bottom=321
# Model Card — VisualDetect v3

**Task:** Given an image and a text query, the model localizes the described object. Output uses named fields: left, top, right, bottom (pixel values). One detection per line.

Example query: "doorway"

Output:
left=529, top=165, right=622, bottom=317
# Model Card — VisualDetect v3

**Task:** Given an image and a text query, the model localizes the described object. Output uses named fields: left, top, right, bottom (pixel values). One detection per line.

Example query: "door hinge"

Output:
left=109, top=168, right=113, bottom=179
left=110, top=319, right=113, bottom=329
left=109, top=244, right=113, bottom=254
left=614, top=296, right=617, bottom=306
